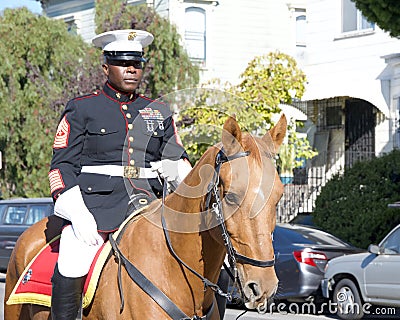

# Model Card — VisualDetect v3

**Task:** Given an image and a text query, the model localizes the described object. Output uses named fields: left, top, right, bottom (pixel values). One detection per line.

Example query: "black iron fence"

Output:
left=276, top=150, right=379, bottom=223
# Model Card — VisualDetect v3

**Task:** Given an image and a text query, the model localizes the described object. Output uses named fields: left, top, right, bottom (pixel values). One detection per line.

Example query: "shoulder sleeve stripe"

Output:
left=53, top=116, right=70, bottom=149
left=49, top=169, right=65, bottom=194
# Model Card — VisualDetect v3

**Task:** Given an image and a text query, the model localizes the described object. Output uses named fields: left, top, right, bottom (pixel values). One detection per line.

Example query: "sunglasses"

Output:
left=107, top=60, right=144, bottom=69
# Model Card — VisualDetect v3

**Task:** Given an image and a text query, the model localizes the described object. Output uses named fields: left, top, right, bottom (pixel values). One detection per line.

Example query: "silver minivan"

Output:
left=0, top=198, right=54, bottom=271
left=322, top=225, right=400, bottom=319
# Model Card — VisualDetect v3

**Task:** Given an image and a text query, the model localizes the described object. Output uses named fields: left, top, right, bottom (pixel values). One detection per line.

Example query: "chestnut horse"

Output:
left=4, top=114, right=286, bottom=319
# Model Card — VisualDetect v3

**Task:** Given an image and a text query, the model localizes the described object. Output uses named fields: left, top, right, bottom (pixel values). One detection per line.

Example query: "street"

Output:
left=0, top=271, right=334, bottom=320
left=0, top=271, right=335, bottom=320
left=0, top=274, right=398, bottom=319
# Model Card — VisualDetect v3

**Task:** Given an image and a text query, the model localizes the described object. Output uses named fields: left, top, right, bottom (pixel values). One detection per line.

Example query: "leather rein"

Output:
left=109, top=147, right=275, bottom=319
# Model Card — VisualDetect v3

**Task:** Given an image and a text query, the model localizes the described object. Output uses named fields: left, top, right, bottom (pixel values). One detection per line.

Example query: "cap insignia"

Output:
left=128, top=32, right=137, bottom=41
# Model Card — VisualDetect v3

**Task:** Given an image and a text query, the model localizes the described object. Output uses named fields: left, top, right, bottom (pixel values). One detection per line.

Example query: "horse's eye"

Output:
left=224, top=192, right=239, bottom=205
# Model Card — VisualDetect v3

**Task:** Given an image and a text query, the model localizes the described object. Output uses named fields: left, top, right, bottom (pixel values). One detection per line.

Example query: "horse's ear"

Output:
left=265, top=114, right=287, bottom=153
left=222, top=116, right=243, bottom=155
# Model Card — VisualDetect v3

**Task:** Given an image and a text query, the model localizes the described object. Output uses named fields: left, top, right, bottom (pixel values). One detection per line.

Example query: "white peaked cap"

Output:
left=92, top=29, right=154, bottom=61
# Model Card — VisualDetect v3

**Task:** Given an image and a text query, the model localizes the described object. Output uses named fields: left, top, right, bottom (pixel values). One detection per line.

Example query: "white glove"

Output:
left=54, top=185, right=103, bottom=246
left=150, top=159, right=192, bottom=184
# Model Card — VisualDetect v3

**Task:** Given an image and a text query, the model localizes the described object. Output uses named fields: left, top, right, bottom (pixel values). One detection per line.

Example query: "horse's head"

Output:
left=162, top=114, right=286, bottom=312
left=219, top=115, right=286, bottom=310
left=195, top=114, right=287, bottom=310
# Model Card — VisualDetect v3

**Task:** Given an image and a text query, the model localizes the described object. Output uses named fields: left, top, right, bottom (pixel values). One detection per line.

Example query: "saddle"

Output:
left=6, top=206, right=149, bottom=308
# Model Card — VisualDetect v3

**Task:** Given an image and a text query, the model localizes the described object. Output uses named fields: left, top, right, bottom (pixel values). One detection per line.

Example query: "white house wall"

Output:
left=303, top=0, right=400, bottom=155
left=381, top=53, right=400, bottom=150
left=168, top=0, right=304, bottom=84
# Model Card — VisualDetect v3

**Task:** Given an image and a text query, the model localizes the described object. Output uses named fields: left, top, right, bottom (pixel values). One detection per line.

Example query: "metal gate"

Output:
left=345, top=99, right=375, bottom=167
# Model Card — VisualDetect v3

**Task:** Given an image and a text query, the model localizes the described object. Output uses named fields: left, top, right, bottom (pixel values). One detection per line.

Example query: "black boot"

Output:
left=216, top=269, right=230, bottom=320
left=51, top=264, right=85, bottom=320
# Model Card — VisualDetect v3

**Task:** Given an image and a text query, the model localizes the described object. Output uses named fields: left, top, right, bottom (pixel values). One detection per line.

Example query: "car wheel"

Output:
left=333, top=278, right=364, bottom=320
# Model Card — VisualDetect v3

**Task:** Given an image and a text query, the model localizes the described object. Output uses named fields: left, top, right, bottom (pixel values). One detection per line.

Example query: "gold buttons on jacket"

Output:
left=126, top=113, right=132, bottom=119
left=128, top=124, right=133, bottom=130
left=100, top=128, right=106, bottom=133
left=130, top=159, right=135, bottom=165
left=129, top=148, right=134, bottom=154
left=122, top=105, right=128, bottom=110
left=129, top=136, right=134, bottom=142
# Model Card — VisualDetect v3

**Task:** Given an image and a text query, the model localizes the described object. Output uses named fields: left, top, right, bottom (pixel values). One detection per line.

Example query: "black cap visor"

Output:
left=104, top=51, right=147, bottom=62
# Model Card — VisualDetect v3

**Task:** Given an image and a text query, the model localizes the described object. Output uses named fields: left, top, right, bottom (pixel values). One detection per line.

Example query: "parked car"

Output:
left=0, top=198, right=54, bottom=271
left=227, top=223, right=364, bottom=306
left=321, top=224, right=400, bottom=320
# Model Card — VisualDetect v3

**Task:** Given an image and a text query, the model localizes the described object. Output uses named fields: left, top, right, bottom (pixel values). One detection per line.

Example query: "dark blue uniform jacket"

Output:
left=49, top=82, right=188, bottom=231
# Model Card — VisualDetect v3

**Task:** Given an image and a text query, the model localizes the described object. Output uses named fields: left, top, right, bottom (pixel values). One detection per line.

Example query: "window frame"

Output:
left=184, top=6, right=207, bottom=63
left=341, top=0, right=374, bottom=36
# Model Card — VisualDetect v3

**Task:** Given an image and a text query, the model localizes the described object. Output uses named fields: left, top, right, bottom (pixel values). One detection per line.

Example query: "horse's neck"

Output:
left=163, top=192, right=226, bottom=282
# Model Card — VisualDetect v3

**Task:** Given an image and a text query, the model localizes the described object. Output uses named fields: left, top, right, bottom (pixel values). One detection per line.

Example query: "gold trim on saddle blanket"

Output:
left=7, top=205, right=149, bottom=308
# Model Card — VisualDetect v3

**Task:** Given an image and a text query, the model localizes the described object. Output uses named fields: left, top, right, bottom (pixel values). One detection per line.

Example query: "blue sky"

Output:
left=0, top=0, right=42, bottom=14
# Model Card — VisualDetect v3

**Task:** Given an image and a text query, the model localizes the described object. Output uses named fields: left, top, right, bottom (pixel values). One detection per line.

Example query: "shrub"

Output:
left=313, top=149, right=400, bottom=248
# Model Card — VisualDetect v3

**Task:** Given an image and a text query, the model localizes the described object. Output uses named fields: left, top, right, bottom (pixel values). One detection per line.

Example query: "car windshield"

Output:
left=25, top=204, right=51, bottom=225
left=275, top=225, right=350, bottom=247
left=380, top=226, right=400, bottom=254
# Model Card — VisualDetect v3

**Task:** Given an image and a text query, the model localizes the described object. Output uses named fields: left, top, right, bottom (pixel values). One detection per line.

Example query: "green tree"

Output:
left=178, top=52, right=316, bottom=165
left=313, top=149, right=400, bottom=248
left=0, top=8, right=102, bottom=198
left=352, top=0, right=400, bottom=37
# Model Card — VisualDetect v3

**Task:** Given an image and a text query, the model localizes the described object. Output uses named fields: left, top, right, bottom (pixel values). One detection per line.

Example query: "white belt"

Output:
left=81, top=165, right=159, bottom=179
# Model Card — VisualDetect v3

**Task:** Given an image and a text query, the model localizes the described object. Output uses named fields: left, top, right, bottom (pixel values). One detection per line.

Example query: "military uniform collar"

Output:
left=103, top=82, right=138, bottom=102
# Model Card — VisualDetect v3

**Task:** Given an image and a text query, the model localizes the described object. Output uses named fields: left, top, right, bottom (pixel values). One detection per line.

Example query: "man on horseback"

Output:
left=48, top=29, right=192, bottom=320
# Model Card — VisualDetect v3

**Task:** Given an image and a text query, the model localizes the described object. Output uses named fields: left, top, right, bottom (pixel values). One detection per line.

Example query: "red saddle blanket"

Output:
left=6, top=236, right=109, bottom=308
left=6, top=206, right=148, bottom=308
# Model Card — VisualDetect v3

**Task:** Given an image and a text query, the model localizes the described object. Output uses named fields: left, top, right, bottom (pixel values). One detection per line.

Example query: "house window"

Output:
left=184, top=7, right=206, bottom=62
left=295, top=9, right=306, bottom=47
left=342, top=0, right=374, bottom=33
left=326, top=106, right=343, bottom=128
left=64, top=16, right=77, bottom=35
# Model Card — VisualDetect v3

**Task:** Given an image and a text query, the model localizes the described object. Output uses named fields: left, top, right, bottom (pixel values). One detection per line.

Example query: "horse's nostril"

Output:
left=246, top=282, right=261, bottom=299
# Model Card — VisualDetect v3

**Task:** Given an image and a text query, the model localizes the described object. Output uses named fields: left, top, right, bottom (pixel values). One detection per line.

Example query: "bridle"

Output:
left=162, top=147, right=275, bottom=303
left=205, top=148, right=275, bottom=268
left=203, top=148, right=275, bottom=303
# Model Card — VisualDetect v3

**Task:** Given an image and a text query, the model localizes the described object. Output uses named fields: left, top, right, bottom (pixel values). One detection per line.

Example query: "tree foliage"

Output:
left=352, top=0, right=400, bottom=37
left=0, top=8, right=101, bottom=198
left=313, top=149, right=400, bottom=248
left=177, top=52, right=316, bottom=165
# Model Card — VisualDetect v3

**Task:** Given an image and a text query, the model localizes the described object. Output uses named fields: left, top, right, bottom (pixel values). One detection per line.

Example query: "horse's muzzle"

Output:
left=243, top=278, right=278, bottom=310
